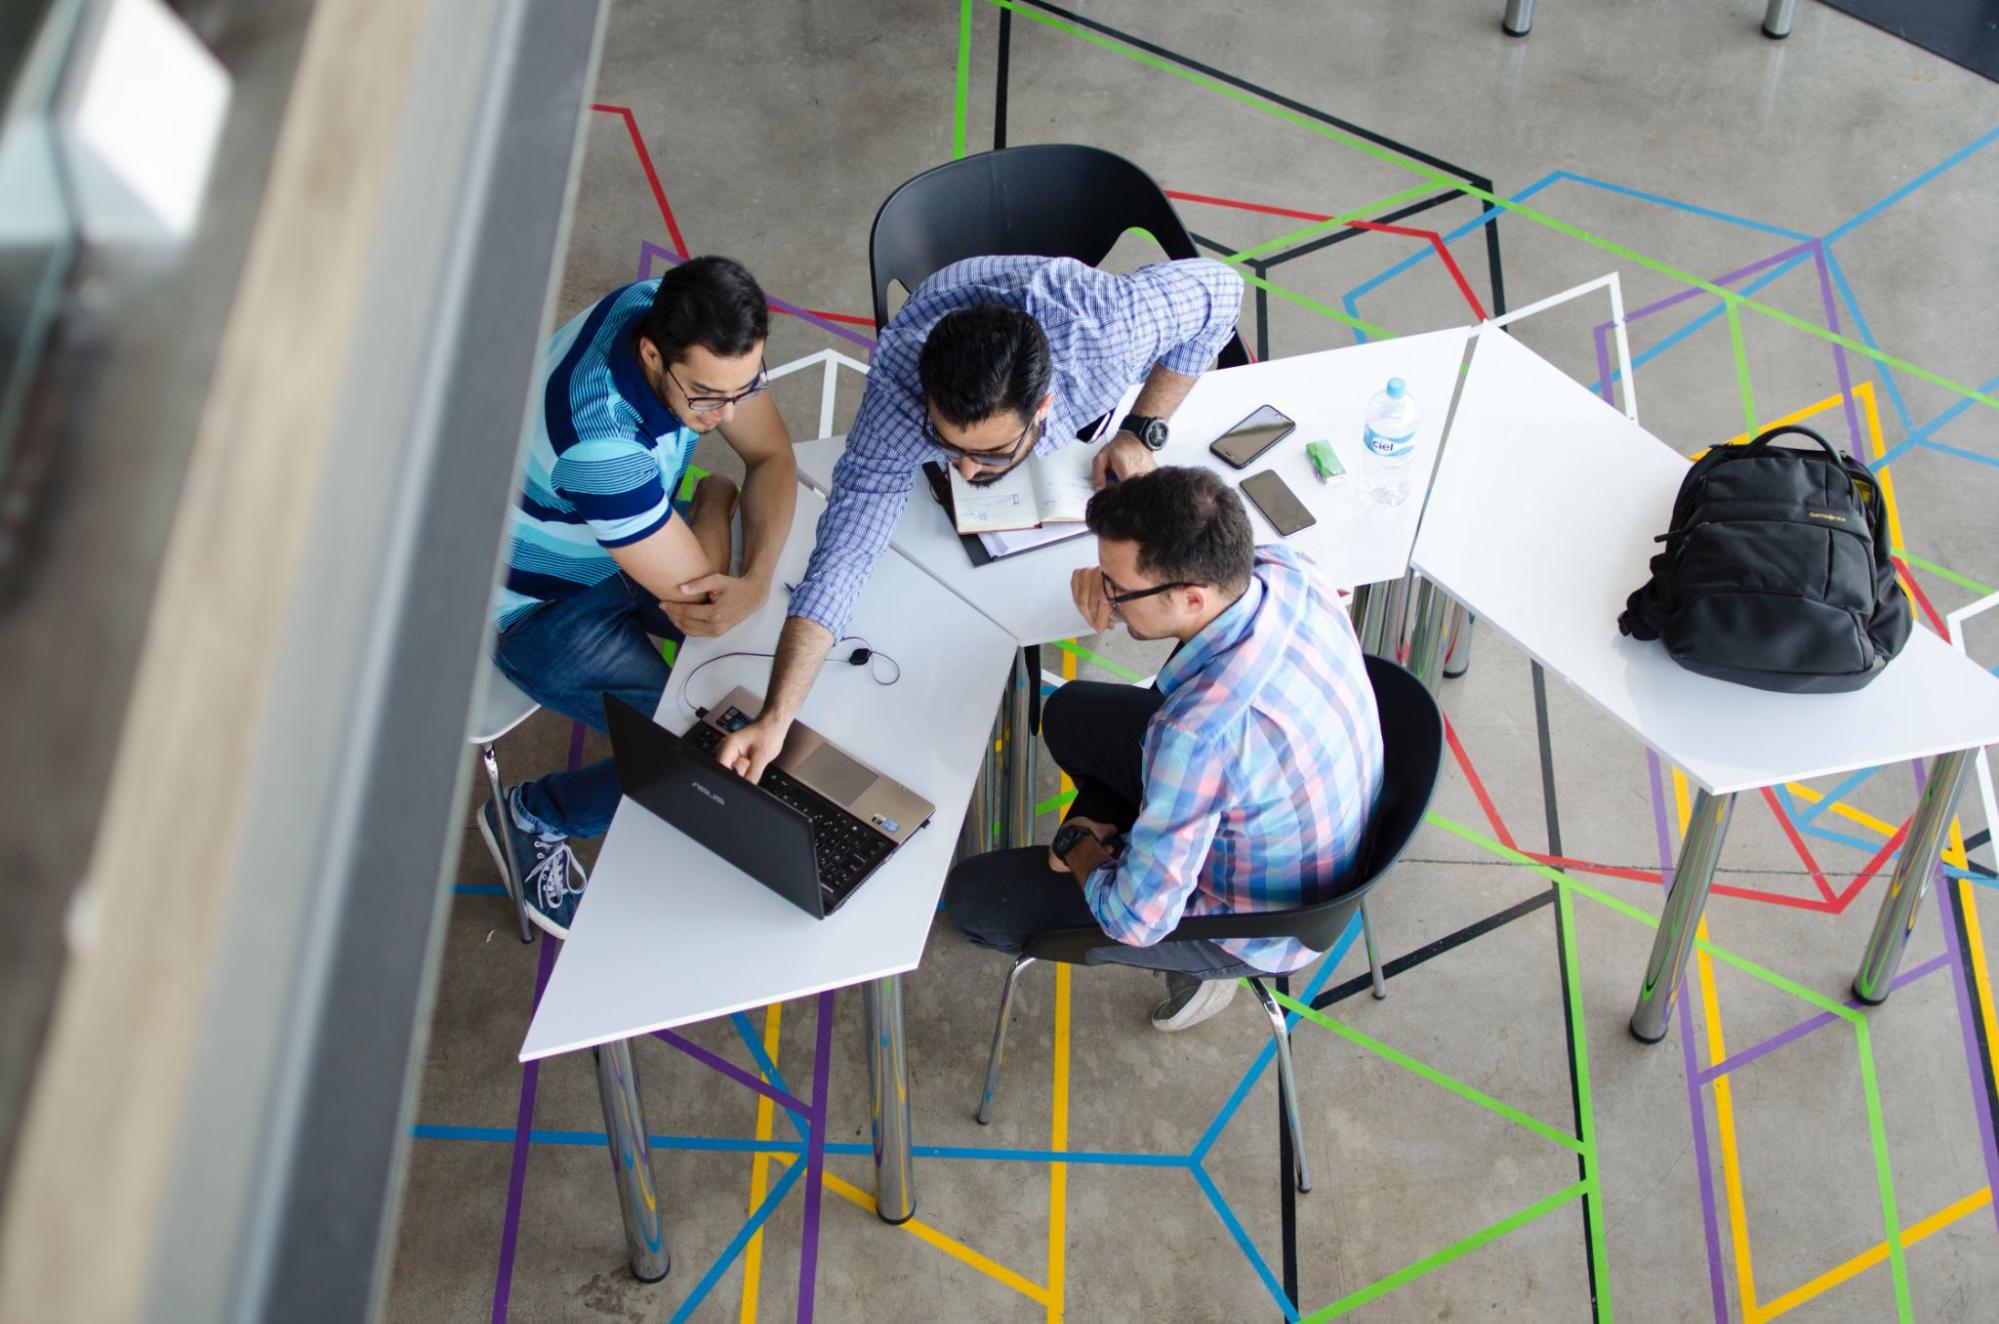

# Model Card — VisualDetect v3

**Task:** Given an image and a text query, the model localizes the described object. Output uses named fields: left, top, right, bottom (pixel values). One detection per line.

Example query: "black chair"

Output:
left=868, top=144, right=1251, bottom=746
left=972, top=656, right=1444, bottom=1194
left=868, top=142, right=1249, bottom=366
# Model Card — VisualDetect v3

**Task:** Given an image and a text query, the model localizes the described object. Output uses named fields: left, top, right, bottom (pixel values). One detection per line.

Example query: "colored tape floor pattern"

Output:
left=421, top=17, right=1999, bottom=1319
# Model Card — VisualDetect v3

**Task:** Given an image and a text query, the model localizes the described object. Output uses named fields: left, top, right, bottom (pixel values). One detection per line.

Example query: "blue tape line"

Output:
left=1193, top=1162, right=1301, bottom=1322
left=670, top=1153, right=806, bottom=1324
left=1548, top=171, right=1810, bottom=241
left=453, top=883, right=508, bottom=897
left=1792, top=766, right=1881, bottom=826
left=1799, top=820, right=1892, bottom=857
left=730, top=1011, right=810, bottom=1139
left=1588, top=252, right=1815, bottom=396
left=1190, top=918, right=1357, bottom=1163
left=1825, top=123, right=1999, bottom=243
left=410, top=1125, right=1188, bottom=1166
left=1822, top=247, right=1916, bottom=433
left=1917, top=437, right=1999, bottom=471
left=1944, top=867, right=1999, bottom=889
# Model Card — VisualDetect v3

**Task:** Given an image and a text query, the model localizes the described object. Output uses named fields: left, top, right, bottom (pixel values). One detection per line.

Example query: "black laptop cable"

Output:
left=678, top=635, right=901, bottom=717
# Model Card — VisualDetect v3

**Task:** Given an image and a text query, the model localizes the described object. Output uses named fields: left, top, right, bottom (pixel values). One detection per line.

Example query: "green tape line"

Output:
left=1895, top=550, right=1995, bottom=598
left=1727, top=302, right=1757, bottom=437
left=1036, top=787, right=1077, bottom=818
left=659, top=638, right=678, bottom=666
left=1223, top=182, right=1440, bottom=264
left=953, top=0, right=974, bottom=159
left=987, top=0, right=1999, bottom=414
left=1047, top=639, right=1147, bottom=683
left=1239, top=267, right=1393, bottom=341
left=1854, top=1020, right=1913, bottom=1322
left=1558, top=883, right=1613, bottom=1322
left=1301, top=1180, right=1589, bottom=1321
left=1271, top=989, right=1582, bottom=1153
left=1426, top=812, right=1857, bottom=1021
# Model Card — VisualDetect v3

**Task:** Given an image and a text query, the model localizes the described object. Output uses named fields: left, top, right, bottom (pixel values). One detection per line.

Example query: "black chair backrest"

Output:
left=1024, top=655, right=1443, bottom=966
left=869, top=144, right=1249, bottom=368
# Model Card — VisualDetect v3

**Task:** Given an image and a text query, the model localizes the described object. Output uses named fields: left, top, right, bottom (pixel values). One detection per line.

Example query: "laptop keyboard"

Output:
left=683, top=721, right=895, bottom=901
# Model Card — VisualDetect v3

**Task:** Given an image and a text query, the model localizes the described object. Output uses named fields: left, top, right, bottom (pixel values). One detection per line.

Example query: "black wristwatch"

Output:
left=1051, top=820, right=1098, bottom=863
left=1119, top=414, right=1170, bottom=451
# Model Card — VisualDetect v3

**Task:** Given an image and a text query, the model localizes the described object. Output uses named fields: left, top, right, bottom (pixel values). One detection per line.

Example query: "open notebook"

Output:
left=921, top=439, right=1107, bottom=565
left=944, top=441, right=1100, bottom=534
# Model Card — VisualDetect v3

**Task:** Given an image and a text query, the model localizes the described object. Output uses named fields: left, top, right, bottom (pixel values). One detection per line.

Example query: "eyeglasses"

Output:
left=922, top=410, right=1042, bottom=473
left=1100, top=571, right=1198, bottom=611
left=666, top=357, right=770, bottom=414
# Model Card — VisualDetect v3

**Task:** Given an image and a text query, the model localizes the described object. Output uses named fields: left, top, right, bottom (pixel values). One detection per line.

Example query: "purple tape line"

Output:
left=638, top=241, right=877, bottom=353
left=492, top=722, right=583, bottom=1321
left=796, top=990, right=836, bottom=1322
left=492, top=934, right=561, bottom=1323
left=1807, top=242, right=1865, bottom=450
left=1697, top=953, right=1949, bottom=1083
left=652, top=1027, right=813, bottom=1117
left=1650, top=750, right=1730, bottom=1324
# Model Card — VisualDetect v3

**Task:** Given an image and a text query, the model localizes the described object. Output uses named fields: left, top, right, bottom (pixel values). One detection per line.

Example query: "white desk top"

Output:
left=519, top=486, right=1016, bottom=1061
left=794, top=328, right=1473, bottom=645
left=1411, top=326, right=1999, bottom=795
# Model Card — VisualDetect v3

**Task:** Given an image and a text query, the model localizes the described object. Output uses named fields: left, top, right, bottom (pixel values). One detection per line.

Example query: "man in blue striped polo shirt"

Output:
left=480, top=256, right=797, bottom=937
left=713, top=254, right=1244, bottom=783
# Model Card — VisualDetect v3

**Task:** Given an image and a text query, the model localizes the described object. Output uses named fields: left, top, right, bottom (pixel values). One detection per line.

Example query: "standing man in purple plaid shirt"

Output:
left=944, top=468, right=1385, bottom=1031
left=710, top=255, right=1244, bottom=782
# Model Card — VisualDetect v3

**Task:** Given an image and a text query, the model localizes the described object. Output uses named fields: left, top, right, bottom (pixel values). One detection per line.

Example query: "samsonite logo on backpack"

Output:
left=1617, top=424, right=1912, bottom=694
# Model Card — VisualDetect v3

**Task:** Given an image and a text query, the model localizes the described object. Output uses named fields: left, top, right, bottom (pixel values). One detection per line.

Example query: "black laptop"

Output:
left=604, top=692, right=934, bottom=919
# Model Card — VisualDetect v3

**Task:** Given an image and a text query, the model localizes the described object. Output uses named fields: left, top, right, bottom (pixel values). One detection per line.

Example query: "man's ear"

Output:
left=1035, top=390, right=1056, bottom=422
left=1178, top=584, right=1207, bottom=615
left=636, top=336, right=661, bottom=374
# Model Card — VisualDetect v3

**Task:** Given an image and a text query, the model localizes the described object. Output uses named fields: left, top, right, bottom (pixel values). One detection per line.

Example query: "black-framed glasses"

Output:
left=921, top=410, right=1042, bottom=472
left=667, top=356, right=770, bottom=414
left=1101, top=571, right=1198, bottom=610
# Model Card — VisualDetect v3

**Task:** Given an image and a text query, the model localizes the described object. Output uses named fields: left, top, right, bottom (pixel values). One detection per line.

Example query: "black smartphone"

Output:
left=1209, top=404, right=1296, bottom=469
left=1239, top=470, right=1317, bottom=537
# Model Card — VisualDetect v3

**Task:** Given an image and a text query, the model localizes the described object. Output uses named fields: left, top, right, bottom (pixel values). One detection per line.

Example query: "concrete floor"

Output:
left=388, top=2, right=1999, bottom=1319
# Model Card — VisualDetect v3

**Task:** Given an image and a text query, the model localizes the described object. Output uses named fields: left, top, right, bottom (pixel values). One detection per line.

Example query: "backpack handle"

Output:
left=1741, top=424, right=1842, bottom=462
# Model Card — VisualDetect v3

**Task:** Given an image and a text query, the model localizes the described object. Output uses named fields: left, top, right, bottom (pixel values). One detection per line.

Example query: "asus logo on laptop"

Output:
left=692, top=781, right=725, bottom=806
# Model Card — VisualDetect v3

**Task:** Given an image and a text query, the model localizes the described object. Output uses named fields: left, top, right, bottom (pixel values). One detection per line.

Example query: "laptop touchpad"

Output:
left=796, top=745, right=878, bottom=805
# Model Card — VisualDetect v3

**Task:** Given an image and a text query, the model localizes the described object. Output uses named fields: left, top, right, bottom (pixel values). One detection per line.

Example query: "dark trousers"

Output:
left=942, top=682, right=1260, bottom=979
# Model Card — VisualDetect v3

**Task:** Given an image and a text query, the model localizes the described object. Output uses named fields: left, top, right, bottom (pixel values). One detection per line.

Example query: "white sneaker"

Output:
left=1151, top=972, right=1240, bottom=1031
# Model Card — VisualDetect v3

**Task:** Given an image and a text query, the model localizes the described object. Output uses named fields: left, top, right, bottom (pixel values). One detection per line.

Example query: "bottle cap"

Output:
left=1386, top=377, right=1406, bottom=398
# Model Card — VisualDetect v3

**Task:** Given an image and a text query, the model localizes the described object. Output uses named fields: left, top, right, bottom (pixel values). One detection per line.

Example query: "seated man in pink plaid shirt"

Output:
left=943, top=467, right=1385, bottom=1031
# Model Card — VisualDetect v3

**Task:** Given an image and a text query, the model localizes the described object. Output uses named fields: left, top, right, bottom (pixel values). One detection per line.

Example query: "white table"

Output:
left=518, top=485, right=1016, bottom=1274
left=794, top=326, right=1473, bottom=643
left=793, top=327, right=1475, bottom=843
left=1410, top=326, right=1999, bottom=1040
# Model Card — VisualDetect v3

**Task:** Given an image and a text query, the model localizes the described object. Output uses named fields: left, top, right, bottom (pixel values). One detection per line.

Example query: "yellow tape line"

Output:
left=1756, top=1187, right=1992, bottom=1321
left=738, top=1002, right=784, bottom=1323
left=1047, top=963, right=1071, bottom=1321
left=820, top=1171, right=1053, bottom=1305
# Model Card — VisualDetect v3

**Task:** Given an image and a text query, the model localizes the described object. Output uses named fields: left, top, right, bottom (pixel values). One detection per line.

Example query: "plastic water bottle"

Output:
left=1360, top=377, right=1419, bottom=508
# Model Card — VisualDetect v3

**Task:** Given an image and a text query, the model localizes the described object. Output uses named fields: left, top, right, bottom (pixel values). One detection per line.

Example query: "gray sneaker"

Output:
left=477, top=793, right=586, bottom=939
left=1151, top=972, right=1240, bottom=1031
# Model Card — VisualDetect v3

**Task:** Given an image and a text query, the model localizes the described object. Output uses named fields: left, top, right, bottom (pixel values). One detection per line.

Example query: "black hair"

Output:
left=1084, top=466, right=1254, bottom=595
left=636, top=255, right=770, bottom=364
left=917, top=305, right=1052, bottom=428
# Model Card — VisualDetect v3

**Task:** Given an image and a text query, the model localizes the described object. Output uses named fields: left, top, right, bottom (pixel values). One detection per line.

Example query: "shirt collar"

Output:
left=1156, top=572, right=1266, bottom=698
left=608, top=324, right=686, bottom=438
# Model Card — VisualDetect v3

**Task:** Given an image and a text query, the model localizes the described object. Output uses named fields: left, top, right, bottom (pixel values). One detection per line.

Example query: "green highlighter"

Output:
left=1306, top=439, right=1344, bottom=484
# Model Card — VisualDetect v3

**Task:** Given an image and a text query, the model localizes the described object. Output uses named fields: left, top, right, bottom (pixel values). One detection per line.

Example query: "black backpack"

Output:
left=1617, top=424, right=1911, bottom=693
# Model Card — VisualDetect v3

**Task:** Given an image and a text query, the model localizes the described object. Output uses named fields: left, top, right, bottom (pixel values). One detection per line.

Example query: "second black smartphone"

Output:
left=1209, top=404, right=1296, bottom=469
left=1239, top=469, right=1317, bottom=537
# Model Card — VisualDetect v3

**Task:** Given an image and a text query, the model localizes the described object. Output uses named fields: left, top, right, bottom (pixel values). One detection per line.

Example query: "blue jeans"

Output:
left=492, top=573, right=681, bottom=839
